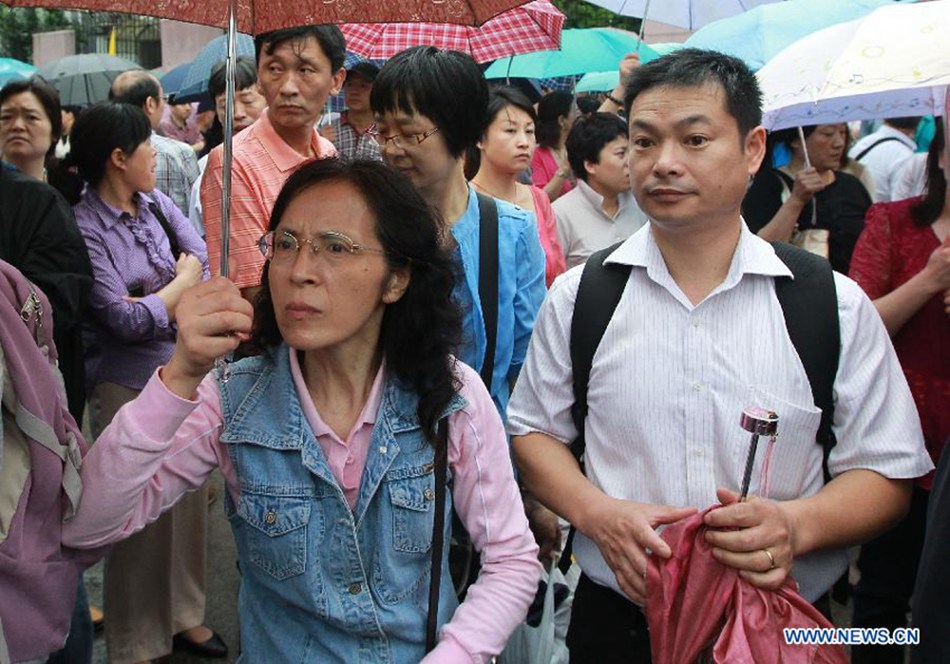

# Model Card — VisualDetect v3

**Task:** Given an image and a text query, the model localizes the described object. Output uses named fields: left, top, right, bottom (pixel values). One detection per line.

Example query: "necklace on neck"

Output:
left=470, top=178, right=528, bottom=209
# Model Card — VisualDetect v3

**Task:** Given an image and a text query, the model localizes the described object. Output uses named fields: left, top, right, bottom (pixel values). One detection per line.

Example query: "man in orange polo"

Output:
left=201, top=25, right=345, bottom=300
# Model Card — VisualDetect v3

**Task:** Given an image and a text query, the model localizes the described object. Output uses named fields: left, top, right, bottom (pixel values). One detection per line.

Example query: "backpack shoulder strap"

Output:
left=475, top=193, right=499, bottom=391
left=772, top=242, right=840, bottom=481
left=569, top=242, right=630, bottom=460
left=853, top=136, right=904, bottom=162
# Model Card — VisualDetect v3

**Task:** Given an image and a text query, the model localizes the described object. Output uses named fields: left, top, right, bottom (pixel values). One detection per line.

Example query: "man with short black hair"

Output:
left=554, top=112, right=647, bottom=269
left=510, top=49, right=932, bottom=663
left=327, top=61, right=382, bottom=161
left=201, top=25, right=344, bottom=300
left=110, top=70, right=200, bottom=215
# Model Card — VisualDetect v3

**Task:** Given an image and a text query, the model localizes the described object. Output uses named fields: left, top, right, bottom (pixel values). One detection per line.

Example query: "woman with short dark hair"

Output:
left=68, top=101, right=221, bottom=664
left=469, top=86, right=565, bottom=287
left=0, top=77, right=62, bottom=181
left=62, top=157, right=541, bottom=663
left=370, top=47, right=546, bottom=423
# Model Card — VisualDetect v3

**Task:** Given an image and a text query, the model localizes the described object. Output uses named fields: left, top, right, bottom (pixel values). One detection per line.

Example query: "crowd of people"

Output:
left=0, top=21, right=947, bottom=664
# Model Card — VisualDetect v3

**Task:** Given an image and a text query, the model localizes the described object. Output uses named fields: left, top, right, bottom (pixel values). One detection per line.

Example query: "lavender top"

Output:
left=74, top=187, right=209, bottom=391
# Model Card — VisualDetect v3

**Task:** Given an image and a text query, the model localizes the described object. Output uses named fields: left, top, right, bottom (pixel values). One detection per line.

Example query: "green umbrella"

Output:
left=485, top=27, right=660, bottom=80
left=574, top=70, right=619, bottom=94
left=0, top=58, right=37, bottom=88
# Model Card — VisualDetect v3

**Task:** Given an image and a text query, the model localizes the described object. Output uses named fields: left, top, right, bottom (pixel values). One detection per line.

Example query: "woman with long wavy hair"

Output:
left=62, top=158, right=540, bottom=663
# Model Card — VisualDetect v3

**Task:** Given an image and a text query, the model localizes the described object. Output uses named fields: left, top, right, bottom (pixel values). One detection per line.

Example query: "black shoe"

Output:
left=172, top=631, right=229, bottom=659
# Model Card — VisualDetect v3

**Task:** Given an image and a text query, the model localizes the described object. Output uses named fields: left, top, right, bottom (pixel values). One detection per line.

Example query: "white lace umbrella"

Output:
left=757, top=0, right=950, bottom=131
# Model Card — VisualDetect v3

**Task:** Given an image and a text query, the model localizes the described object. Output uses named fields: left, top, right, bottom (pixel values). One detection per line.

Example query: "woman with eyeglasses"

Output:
left=369, top=46, right=546, bottom=423
left=62, top=157, right=540, bottom=662
left=67, top=101, right=220, bottom=664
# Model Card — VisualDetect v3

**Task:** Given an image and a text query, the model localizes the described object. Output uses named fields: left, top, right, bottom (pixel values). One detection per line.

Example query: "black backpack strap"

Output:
left=568, top=242, right=631, bottom=461
left=476, top=193, right=499, bottom=391
left=148, top=201, right=182, bottom=260
left=853, top=136, right=904, bottom=162
left=772, top=242, right=840, bottom=482
left=426, top=418, right=449, bottom=653
left=559, top=242, right=629, bottom=574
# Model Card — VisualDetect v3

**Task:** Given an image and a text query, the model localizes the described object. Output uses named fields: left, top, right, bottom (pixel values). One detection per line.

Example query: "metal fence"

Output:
left=76, top=12, right=161, bottom=68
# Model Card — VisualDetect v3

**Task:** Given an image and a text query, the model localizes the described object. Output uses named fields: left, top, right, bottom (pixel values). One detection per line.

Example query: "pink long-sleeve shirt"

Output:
left=63, top=349, right=541, bottom=663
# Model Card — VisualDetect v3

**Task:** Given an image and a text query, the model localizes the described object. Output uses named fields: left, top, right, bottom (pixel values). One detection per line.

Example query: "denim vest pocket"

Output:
left=372, top=464, right=437, bottom=605
left=387, top=465, right=436, bottom=554
left=238, top=493, right=312, bottom=581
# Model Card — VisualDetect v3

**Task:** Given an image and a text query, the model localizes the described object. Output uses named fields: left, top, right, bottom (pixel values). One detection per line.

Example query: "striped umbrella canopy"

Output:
left=342, top=0, right=564, bottom=64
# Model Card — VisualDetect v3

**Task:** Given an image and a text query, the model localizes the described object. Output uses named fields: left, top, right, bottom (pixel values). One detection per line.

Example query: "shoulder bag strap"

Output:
left=426, top=418, right=449, bottom=653
left=148, top=201, right=182, bottom=260
left=476, top=193, right=499, bottom=391
left=853, top=136, right=904, bottom=162
left=772, top=242, right=840, bottom=481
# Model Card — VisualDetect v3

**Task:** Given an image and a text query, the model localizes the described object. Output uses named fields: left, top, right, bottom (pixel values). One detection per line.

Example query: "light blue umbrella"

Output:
left=684, top=0, right=907, bottom=70
left=0, top=58, right=37, bottom=88
left=485, top=27, right=660, bottom=80
left=174, top=32, right=255, bottom=103
left=574, top=71, right=619, bottom=94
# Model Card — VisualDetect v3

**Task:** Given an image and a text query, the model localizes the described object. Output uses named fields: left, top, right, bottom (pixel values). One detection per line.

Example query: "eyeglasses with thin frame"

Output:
left=259, top=230, right=385, bottom=264
left=365, top=124, right=440, bottom=149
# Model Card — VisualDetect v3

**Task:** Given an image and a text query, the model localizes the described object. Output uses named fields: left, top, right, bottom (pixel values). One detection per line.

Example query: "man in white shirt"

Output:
left=849, top=117, right=919, bottom=202
left=553, top=111, right=648, bottom=270
left=509, top=49, right=932, bottom=663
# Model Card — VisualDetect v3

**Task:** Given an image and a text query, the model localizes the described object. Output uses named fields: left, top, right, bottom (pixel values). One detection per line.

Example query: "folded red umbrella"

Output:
left=646, top=508, right=848, bottom=664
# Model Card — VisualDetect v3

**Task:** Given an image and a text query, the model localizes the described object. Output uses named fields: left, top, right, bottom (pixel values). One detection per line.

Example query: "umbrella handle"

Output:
left=796, top=126, right=818, bottom=228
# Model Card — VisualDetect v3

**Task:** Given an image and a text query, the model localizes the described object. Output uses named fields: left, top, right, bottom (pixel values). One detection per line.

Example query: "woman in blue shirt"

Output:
left=368, top=46, right=546, bottom=422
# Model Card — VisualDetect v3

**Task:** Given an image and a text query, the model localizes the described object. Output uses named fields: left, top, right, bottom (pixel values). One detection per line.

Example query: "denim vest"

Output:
left=217, top=346, right=464, bottom=663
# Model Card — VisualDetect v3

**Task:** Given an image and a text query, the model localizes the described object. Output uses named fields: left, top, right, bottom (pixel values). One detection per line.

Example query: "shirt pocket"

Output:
left=387, top=464, right=436, bottom=554
left=738, top=386, right=823, bottom=501
left=372, top=463, right=439, bottom=605
left=237, top=493, right=312, bottom=581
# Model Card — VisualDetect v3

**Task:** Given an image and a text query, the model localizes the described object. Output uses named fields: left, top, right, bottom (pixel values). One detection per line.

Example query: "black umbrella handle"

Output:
left=739, top=433, right=760, bottom=502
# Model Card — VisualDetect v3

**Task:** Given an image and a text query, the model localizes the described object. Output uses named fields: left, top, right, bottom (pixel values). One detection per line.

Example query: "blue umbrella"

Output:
left=574, top=71, right=619, bottom=94
left=684, top=0, right=906, bottom=70
left=0, top=58, right=37, bottom=88
left=485, top=27, right=660, bottom=80
left=174, top=32, right=255, bottom=103
left=157, top=62, right=193, bottom=100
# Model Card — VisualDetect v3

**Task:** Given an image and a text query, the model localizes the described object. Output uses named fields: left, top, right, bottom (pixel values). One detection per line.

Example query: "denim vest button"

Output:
left=423, top=488, right=435, bottom=502
left=264, top=510, right=277, bottom=525
left=348, top=582, right=362, bottom=595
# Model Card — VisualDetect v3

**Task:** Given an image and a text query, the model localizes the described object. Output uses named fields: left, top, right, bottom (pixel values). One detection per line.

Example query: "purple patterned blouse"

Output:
left=74, top=187, right=210, bottom=391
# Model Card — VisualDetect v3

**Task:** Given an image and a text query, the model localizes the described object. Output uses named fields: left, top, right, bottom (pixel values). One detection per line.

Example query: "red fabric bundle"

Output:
left=646, top=508, right=848, bottom=664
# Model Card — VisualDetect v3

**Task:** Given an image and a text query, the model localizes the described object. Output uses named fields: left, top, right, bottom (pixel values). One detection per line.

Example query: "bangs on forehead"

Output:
left=375, top=89, right=422, bottom=122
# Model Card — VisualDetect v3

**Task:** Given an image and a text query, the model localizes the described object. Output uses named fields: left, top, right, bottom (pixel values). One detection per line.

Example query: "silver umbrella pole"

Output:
left=220, top=0, right=237, bottom=279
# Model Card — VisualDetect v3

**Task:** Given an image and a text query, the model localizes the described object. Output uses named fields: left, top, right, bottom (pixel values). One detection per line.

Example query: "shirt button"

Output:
left=264, top=510, right=277, bottom=525
left=691, top=320, right=701, bottom=328
left=694, top=449, right=704, bottom=457
left=345, top=455, right=354, bottom=465
left=378, top=446, right=387, bottom=455
left=348, top=582, right=362, bottom=595
left=423, top=488, right=435, bottom=502
left=693, top=383, right=703, bottom=391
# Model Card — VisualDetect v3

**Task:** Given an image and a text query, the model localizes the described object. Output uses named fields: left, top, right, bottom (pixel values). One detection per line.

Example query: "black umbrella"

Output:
left=37, top=54, right=142, bottom=106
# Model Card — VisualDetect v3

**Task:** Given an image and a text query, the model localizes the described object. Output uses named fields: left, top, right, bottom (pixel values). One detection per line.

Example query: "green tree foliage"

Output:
left=551, top=0, right=642, bottom=31
left=0, top=8, right=74, bottom=63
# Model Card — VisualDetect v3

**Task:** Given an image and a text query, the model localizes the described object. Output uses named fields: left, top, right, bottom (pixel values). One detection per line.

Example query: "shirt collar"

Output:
left=607, top=219, right=792, bottom=285
left=288, top=346, right=384, bottom=439
left=877, top=124, right=917, bottom=149
left=576, top=179, right=636, bottom=220
left=257, top=109, right=326, bottom=172
left=84, top=188, right=157, bottom=230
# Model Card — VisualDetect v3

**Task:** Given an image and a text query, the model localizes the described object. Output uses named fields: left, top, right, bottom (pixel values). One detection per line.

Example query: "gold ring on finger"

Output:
left=762, top=548, right=776, bottom=571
